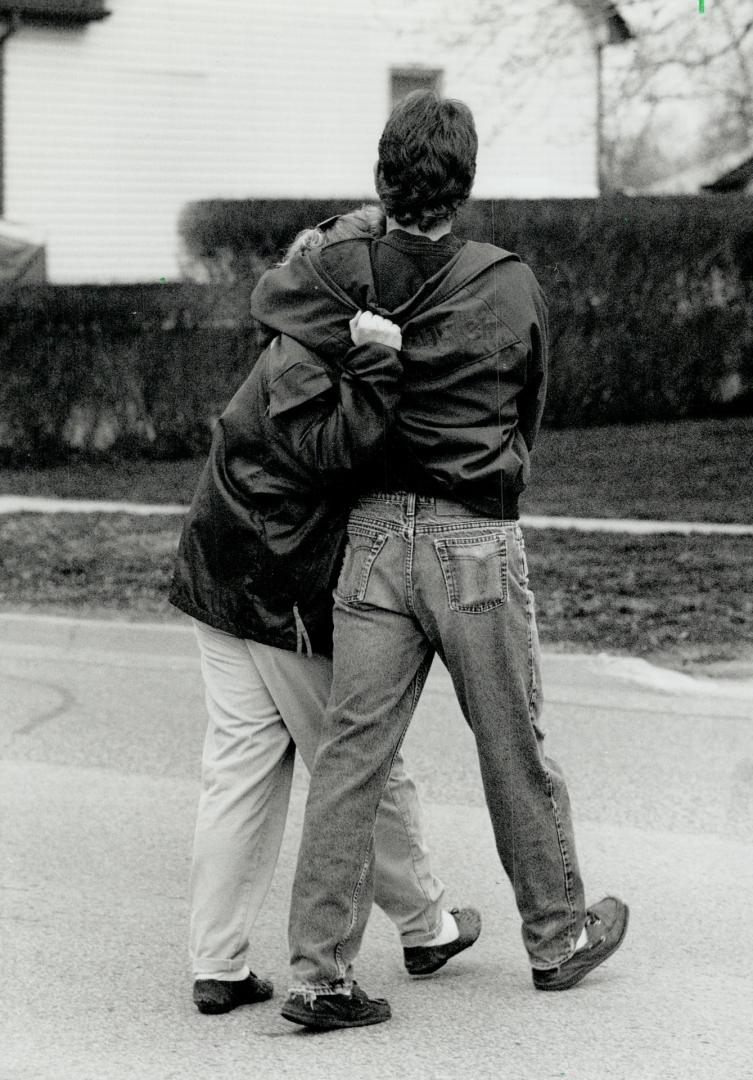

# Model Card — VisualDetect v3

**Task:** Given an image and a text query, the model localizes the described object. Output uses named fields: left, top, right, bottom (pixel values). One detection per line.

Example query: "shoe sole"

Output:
left=405, top=933, right=478, bottom=976
left=534, top=904, right=630, bottom=991
left=281, top=1002, right=391, bottom=1030
left=405, top=909, right=482, bottom=976
left=194, top=994, right=273, bottom=1014
left=193, top=982, right=274, bottom=1014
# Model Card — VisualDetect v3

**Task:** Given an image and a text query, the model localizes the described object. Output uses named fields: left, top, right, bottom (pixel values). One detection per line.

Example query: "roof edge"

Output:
left=701, top=153, right=753, bottom=193
left=571, top=0, right=634, bottom=44
left=0, top=2, right=110, bottom=25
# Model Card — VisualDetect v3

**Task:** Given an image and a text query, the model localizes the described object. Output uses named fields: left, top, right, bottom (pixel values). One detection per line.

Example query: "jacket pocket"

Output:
left=336, top=526, right=388, bottom=603
left=433, top=533, right=508, bottom=613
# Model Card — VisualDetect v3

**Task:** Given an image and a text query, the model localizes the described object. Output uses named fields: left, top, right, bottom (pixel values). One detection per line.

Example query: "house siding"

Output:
left=4, top=0, right=601, bottom=282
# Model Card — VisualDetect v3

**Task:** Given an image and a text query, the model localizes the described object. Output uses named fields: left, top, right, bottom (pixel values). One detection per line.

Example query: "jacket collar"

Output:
left=249, top=237, right=521, bottom=357
left=308, top=238, right=520, bottom=323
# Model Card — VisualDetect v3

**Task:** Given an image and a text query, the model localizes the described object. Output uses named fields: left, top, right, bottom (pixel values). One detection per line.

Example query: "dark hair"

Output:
left=375, top=90, right=477, bottom=231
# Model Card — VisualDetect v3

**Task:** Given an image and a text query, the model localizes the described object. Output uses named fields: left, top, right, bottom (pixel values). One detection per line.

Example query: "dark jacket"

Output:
left=169, top=331, right=402, bottom=654
left=250, top=236, right=548, bottom=519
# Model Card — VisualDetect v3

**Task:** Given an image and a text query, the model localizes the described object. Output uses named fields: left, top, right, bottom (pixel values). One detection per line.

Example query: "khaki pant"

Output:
left=189, top=620, right=445, bottom=977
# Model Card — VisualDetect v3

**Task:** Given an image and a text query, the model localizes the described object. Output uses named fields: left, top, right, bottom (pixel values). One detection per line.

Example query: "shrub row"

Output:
left=180, top=195, right=753, bottom=427
left=1, top=197, right=751, bottom=464
left=0, top=284, right=260, bottom=464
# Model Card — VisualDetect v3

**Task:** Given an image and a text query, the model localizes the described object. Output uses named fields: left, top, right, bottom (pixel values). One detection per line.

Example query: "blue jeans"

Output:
left=288, top=493, right=586, bottom=994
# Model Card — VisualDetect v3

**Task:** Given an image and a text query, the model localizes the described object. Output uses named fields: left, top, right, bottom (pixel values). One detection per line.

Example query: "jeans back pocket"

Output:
left=434, top=534, right=508, bottom=613
left=336, top=527, right=388, bottom=603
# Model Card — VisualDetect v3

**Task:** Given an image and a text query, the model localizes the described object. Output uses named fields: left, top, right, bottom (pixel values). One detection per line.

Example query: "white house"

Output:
left=0, top=0, right=630, bottom=283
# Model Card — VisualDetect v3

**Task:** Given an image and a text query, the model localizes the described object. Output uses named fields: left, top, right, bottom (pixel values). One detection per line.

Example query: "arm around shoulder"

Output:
left=268, top=335, right=404, bottom=482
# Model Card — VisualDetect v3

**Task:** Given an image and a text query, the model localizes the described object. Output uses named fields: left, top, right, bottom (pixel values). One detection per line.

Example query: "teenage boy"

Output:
left=251, top=90, right=629, bottom=1031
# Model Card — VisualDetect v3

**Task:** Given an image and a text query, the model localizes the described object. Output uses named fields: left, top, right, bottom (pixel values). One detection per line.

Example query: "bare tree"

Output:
left=603, top=0, right=753, bottom=185
left=403, top=0, right=753, bottom=190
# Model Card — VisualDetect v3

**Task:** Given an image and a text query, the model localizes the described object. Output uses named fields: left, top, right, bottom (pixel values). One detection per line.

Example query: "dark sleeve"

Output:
left=308, top=344, right=403, bottom=480
left=267, top=336, right=403, bottom=484
left=517, top=266, right=549, bottom=452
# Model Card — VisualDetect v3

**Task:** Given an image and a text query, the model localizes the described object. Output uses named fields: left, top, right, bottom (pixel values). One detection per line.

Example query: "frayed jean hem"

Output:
left=287, top=981, right=353, bottom=1004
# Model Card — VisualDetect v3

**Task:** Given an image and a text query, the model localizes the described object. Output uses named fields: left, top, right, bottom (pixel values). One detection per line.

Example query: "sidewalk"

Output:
left=1, top=494, right=751, bottom=534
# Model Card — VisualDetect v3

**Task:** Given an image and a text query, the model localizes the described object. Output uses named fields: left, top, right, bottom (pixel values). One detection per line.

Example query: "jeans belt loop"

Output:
left=403, top=492, right=416, bottom=540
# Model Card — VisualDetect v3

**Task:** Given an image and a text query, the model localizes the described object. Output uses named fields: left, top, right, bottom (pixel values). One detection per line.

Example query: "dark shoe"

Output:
left=281, top=983, right=391, bottom=1030
left=403, top=906, right=482, bottom=976
left=193, top=971, right=274, bottom=1014
left=533, top=896, right=629, bottom=991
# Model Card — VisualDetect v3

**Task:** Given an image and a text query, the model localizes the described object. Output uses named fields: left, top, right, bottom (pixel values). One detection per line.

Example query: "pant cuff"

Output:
left=399, top=911, right=444, bottom=948
left=191, top=958, right=247, bottom=978
left=287, top=980, right=352, bottom=1002
left=529, top=941, right=578, bottom=970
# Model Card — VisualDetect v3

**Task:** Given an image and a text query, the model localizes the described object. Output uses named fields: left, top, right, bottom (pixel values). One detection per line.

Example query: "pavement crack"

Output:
left=1, top=669, right=77, bottom=735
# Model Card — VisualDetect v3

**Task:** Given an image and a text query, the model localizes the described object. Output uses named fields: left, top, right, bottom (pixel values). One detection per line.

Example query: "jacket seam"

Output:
left=477, top=293, right=524, bottom=348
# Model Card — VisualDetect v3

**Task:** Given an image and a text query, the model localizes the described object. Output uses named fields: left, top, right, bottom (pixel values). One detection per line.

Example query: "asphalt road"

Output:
left=1, top=613, right=752, bottom=1080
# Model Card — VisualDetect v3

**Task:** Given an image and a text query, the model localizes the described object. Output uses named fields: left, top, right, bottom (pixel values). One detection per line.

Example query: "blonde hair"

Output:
left=281, top=205, right=385, bottom=263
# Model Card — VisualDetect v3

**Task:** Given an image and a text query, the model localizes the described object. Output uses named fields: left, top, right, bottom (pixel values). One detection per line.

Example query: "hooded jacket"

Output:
left=250, top=235, right=548, bottom=520
left=169, top=331, right=402, bottom=654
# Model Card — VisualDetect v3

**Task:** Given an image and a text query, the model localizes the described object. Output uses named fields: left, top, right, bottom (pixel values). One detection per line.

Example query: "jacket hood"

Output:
left=250, top=238, right=520, bottom=358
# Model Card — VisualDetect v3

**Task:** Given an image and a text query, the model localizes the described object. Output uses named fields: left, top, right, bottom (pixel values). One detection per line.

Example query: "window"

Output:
left=390, top=68, right=443, bottom=108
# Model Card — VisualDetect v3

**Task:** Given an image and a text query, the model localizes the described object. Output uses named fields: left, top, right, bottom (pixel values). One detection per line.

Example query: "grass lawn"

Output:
left=1, top=417, right=751, bottom=673
left=1, top=512, right=751, bottom=676
left=2, top=417, right=752, bottom=523
left=527, top=528, right=753, bottom=673
left=530, top=416, right=753, bottom=523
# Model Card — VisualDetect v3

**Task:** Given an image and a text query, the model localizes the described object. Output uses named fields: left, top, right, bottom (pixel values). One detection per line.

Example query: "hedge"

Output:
left=180, top=195, right=753, bottom=428
left=0, top=284, right=261, bottom=464
left=1, top=196, right=751, bottom=464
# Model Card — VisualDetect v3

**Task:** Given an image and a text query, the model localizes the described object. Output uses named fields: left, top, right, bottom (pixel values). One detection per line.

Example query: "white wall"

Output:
left=4, top=0, right=602, bottom=282
left=6, top=1, right=221, bottom=282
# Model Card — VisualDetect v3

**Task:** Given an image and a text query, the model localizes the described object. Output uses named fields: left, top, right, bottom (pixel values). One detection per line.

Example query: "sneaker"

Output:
left=532, top=896, right=629, bottom=991
left=281, top=983, right=391, bottom=1030
left=193, top=971, right=274, bottom=1014
left=403, top=906, right=482, bottom=976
